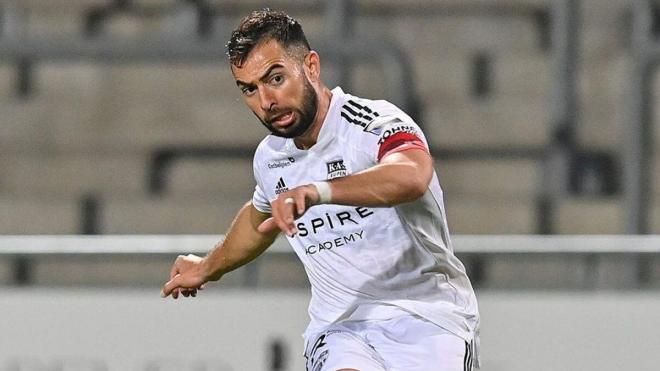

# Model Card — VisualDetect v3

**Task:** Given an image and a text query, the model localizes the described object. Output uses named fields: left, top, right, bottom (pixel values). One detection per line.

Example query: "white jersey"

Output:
left=251, top=87, right=479, bottom=343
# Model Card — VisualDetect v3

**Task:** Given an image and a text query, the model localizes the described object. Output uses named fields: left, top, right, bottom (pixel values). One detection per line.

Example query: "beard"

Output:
left=257, top=78, right=319, bottom=138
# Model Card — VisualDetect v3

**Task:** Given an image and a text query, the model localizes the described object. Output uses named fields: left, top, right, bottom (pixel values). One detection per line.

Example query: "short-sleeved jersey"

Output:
left=252, top=87, right=479, bottom=342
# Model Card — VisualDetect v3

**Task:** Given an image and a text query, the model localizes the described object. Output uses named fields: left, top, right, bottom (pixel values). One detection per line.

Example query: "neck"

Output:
left=294, top=85, right=333, bottom=150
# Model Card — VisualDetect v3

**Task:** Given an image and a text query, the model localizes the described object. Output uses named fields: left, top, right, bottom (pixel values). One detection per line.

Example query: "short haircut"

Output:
left=226, top=9, right=311, bottom=67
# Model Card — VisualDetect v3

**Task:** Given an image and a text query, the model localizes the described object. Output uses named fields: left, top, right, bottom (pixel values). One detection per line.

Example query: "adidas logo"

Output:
left=275, top=177, right=289, bottom=195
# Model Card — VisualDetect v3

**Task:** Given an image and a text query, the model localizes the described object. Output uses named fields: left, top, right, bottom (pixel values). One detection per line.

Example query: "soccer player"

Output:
left=162, top=9, right=480, bottom=371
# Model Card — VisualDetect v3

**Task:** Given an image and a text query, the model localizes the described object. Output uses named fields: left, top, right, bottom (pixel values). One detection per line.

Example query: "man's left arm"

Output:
left=258, top=148, right=433, bottom=236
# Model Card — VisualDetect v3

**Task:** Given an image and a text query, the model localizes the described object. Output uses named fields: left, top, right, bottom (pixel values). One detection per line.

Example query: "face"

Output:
left=232, top=40, right=319, bottom=138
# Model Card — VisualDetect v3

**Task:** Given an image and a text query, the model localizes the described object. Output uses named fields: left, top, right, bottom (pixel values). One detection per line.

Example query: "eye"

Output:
left=241, top=85, right=256, bottom=96
left=270, top=74, right=284, bottom=85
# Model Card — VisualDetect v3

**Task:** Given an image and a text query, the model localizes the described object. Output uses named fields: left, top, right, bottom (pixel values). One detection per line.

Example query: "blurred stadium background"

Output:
left=1, top=0, right=660, bottom=370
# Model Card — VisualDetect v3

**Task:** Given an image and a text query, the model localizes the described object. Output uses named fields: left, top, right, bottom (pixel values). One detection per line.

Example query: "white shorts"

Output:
left=304, top=315, right=476, bottom=371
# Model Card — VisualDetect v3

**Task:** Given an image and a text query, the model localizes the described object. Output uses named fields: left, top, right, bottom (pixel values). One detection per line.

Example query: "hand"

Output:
left=258, top=184, right=320, bottom=236
left=161, top=254, right=209, bottom=299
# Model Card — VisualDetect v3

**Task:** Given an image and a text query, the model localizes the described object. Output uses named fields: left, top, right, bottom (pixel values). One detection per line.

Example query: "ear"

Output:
left=304, top=51, right=321, bottom=82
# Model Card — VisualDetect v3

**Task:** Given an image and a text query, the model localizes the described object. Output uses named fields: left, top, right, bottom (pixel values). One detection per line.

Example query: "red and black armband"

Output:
left=377, top=132, right=428, bottom=162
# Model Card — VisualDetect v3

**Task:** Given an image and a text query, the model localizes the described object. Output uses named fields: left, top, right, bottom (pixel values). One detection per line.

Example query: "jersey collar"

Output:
left=284, top=86, right=346, bottom=154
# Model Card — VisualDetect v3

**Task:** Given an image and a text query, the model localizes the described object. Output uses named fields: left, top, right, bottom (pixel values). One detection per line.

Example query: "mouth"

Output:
left=270, top=111, right=295, bottom=128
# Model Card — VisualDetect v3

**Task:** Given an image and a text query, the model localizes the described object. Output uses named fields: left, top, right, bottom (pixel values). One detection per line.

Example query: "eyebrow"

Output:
left=235, top=64, right=284, bottom=87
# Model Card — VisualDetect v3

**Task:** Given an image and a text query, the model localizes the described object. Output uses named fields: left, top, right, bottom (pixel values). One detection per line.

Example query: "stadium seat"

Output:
left=647, top=252, right=660, bottom=289
left=23, top=5, right=81, bottom=36
left=412, top=53, right=472, bottom=101
left=0, top=259, right=16, bottom=286
left=424, top=96, right=549, bottom=149
left=0, top=154, right=146, bottom=197
left=556, top=197, right=623, bottom=234
left=28, top=245, right=307, bottom=288
left=435, top=158, right=540, bottom=198
left=0, top=101, right=52, bottom=151
left=581, top=0, right=628, bottom=59
left=101, top=196, right=246, bottom=234
left=100, top=64, right=235, bottom=106
left=37, top=63, right=105, bottom=101
left=166, top=157, right=256, bottom=197
left=494, top=53, right=550, bottom=99
left=0, top=64, right=15, bottom=102
left=444, top=196, right=537, bottom=234
left=0, top=197, right=79, bottom=234
left=485, top=255, right=589, bottom=289
left=255, top=252, right=309, bottom=288
left=556, top=197, right=660, bottom=235
left=577, top=56, right=628, bottom=151
left=357, top=13, right=540, bottom=55
left=651, top=203, right=660, bottom=234
left=31, top=255, right=177, bottom=287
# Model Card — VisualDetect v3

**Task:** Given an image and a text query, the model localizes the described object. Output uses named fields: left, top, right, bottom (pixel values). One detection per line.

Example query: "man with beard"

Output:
left=162, top=9, right=480, bottom=371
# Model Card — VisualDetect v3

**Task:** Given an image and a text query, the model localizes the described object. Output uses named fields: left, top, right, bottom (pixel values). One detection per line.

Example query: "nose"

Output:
left=258, top=87, right=276, bottom=112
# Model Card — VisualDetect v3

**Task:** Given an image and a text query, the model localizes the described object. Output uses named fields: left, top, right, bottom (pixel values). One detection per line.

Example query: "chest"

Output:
left=261, top=147, right=365, bottom=199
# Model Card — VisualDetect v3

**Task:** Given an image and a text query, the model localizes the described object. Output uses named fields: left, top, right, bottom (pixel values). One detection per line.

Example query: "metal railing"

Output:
left=2, top=234, right=659, bottom=288
left=625, top=0, right=660, bottom=234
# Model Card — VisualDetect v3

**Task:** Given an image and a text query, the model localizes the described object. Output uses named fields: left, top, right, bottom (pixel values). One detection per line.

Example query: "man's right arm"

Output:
left=161, top=201, right=278, bottom=299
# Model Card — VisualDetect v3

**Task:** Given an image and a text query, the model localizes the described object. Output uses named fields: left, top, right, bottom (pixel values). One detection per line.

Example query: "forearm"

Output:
left=202, top=202, right=278, bottom=281
left=259, top=149, right=434, bottom=237
left=325, top=149, right=433, bottom=207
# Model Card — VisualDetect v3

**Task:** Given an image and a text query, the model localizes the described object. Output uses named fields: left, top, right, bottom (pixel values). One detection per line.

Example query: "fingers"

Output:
left=281, top=198, right=298, bottom=236
left=161, top=255, right=206, bottom=299
left=164, top=257, right=183, bottom=298
left=270, top=199, right=296, bottom=237
left=294, top=192, right=307, bottom=216
left=170, top=255, right=182, bottom=279
left=167, top=256, right=185, bottom=299
left=161, top=276, right=203, bottom=299
left=268, top=185, right=316, bottom=237
left=181, top=288, right=197, bottom=297
left=161, top=275, right=181, bottom=298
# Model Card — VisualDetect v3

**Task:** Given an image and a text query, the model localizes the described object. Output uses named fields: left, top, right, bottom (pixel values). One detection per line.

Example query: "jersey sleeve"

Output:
left=252, top=158, right=272, bottom=214
left=360, top=114, right=430, bottom=163
left=252, top=183, right=271, bottom=213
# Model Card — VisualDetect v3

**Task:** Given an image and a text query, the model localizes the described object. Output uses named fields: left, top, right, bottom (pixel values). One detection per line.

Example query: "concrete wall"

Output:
left=1, top=289, right=658, bottom=371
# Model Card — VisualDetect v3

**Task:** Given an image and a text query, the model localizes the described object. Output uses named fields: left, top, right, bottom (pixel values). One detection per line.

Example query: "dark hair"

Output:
left=226, top=9, right=310, bottom=67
